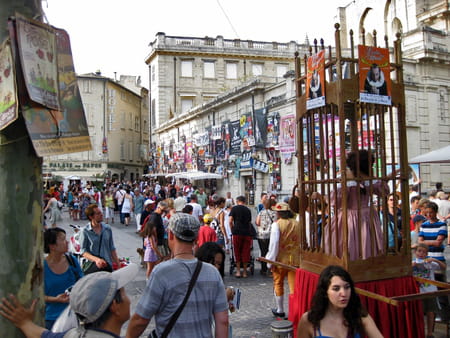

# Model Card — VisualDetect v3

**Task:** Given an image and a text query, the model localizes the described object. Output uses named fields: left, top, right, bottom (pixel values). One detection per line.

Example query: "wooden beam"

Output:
left=391, top=289, right=450, bottom=302
left=414, top=276, right=450, bottom=289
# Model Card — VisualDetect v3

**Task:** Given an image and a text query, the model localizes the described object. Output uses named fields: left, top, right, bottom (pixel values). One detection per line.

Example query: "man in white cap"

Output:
left=126, top=213, right=229, bottom=338
left=0, top=264, right=138, bottom=337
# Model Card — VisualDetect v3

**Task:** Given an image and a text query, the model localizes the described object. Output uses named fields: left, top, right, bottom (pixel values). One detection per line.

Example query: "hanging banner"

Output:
left=279, top=114, right=296, bottom=154
left=229, top=120, right=241, bottom=155
left=358, top=45, right=391, bottom=105
left=239, top=114, right=254, bottom=150
left=21, top=27, right=91, bottom=156
left=253, top=159, right=269, bottom=173
left=194, top=131, right=209, bottom=147
left=211, top=125, right=222, bottom=140
left=254, top=108, right=267, bottom=148
left=266, top=112, right=280, bottom=148
left=0, top=39, right=18, bottom=130
left=306, top=49, right=326, bottom=110
left=16, top=14, right=59, bottom=110
left=185, top=141, right=193, bottom=169
left=240, top=150, right=253, bottom=168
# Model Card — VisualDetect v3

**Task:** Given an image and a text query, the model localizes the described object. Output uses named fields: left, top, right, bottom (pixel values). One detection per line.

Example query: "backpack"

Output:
left=211, top=209, right=224, bottom=238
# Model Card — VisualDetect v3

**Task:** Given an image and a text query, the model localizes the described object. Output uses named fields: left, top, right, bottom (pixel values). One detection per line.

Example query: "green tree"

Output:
left=0, top=1, right=45, bottom=336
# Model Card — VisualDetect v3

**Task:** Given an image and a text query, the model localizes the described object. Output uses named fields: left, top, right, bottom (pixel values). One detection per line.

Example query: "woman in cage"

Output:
left=324, top=149, right=388, bottom=260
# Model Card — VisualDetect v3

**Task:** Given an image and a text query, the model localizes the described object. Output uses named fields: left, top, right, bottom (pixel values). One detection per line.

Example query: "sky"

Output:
left=43, top=0, right=347, bottom=88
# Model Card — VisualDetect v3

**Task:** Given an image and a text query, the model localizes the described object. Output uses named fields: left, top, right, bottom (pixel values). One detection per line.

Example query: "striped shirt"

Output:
left=419, top=220, right=447, bottom=262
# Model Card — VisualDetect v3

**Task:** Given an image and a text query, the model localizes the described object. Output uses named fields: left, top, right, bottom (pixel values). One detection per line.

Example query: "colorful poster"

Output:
left=279, top=114, right=296, bottom=154
left=306, top=50, right=326, bottom=110
left=21, top=27, right=91, bottom=156
left=266, top=112, right=279, bottom=148
left=358, top=45, right=391, bottom=105
left=184, top=141, right=193, bottom=169
left=239, top=114, right=254, bottom=150
left=16, top=14, right=59, bottom=110
left=0, top=40, right=18, bottom=130
left=211, top=125, right=221, bottom=140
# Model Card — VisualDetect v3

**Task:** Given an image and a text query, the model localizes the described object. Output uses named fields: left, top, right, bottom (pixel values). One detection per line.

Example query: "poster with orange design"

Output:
left=358, top=45, right=391, bottom=105
left=306, top=49, right=326, bottom=110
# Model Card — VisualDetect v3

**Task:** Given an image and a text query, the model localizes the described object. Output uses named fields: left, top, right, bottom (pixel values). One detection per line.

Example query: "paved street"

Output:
left=56, top=209, right=449, bottom=337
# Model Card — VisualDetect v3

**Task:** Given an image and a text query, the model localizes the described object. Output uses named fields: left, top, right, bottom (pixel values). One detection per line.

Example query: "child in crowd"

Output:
left=412, top=243, right=446, bottom=338
left=142, top=220, right=161, bottom=280
left=411, top=214, right=427, bottom=252
left=197, top=214, right=217, bottom=248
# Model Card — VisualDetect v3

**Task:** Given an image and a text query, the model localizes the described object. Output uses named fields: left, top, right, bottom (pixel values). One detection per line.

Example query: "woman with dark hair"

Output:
left=211, top=197, right=228, bottom=248
left=195, top=241, right=225, bottom=278
left=324, top=149, right=389, bottom=260
left=43, top=227, right=83, bottom=330
left=298, top=265, right=382, bottom=338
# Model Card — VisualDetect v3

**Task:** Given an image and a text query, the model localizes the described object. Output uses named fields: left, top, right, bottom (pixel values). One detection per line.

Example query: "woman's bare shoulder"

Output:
left=297, top=312, right=314, bottom=338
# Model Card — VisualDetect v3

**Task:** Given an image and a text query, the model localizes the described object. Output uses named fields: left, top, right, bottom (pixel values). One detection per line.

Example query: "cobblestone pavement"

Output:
left=57, top=209, right=449, bottom=337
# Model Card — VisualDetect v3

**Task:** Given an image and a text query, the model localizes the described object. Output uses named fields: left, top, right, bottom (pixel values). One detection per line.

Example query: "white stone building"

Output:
left=43, top=73, right=150, bottom=184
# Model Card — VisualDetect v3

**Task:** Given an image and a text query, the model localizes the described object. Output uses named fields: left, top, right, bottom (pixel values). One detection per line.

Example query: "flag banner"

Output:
left=229, top=120, right=241, bottom=155
left=266, top=112, right=280, bottom=148
left=254, top=108, right=267, bottom=148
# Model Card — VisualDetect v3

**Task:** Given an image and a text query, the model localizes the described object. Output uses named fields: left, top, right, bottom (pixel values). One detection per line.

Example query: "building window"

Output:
left=203, top=61, right=215, bottom=78
left=226, top=62, right=237, bottom=79
left=135, top=116, right=140, bottom=131
left=181, top=98, right=193, bottom=113
left=181, top=60, right=193, bottom=77
left=82, top=80, right=92, bottom=93
left=120, top=141, right=125, bottom=160
left=151, top=65, right=156, bottom=82
left=251, top=63, right=263, bottom=76
left=121, top=112, right=126, bottom=129
left=276, top=64, right=288, bottom=78
left=128, top=141, right=133, bottom=161
left=129, top=113, right=133, bottom=130
left=143, top=119, right=148, bottom=133
left=108, top=112, right=115, bottom=131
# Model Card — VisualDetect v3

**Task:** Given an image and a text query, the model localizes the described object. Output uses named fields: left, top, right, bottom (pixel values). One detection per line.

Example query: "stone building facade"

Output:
left=148, top=0, right=449, bottom=198
left=43, top=73, right=149, bottom=183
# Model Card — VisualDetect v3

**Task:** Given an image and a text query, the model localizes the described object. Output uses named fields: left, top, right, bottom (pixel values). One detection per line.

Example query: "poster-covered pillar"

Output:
left=0, top=2, right=45, bottom=336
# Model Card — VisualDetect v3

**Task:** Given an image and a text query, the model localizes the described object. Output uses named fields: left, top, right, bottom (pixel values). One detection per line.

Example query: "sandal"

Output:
left=242, top=271, right=248, bottom=278
left=234, top=273, right=241, bottom=278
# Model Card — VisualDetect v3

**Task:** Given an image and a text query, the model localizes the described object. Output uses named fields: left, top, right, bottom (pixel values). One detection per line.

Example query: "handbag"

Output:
left=249, top=222, right=257, bottom=239
left=150, top=260, right=203, bottom=338
left=82, top=229, right=113, bottom=274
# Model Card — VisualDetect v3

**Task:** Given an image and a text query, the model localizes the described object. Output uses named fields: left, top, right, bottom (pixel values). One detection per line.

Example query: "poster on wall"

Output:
left=266, top=112, right=279, bottom=148
left=184, top=141, right=193, bottom=169
left=16, top=14, right=60, bottom=110
left=306, top=49, right=326, bottom=110
left=0, top=40, right=18, bottom=130
left=229, top=120, right=241, bottom=155
left=254, top=108, right=267, bottom=148
left=279, top=114, right=296, bottom=154
left=358, top=45, right=391, bottom=105
left=212, top=125, right=221, bottom=140
left=21, top=27, right=91, bottom=156
left=240, top=114, right=255, bottom=149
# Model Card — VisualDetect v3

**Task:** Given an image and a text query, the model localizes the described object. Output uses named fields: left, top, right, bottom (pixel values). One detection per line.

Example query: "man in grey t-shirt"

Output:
left=126, top=213, right=229, bottom=338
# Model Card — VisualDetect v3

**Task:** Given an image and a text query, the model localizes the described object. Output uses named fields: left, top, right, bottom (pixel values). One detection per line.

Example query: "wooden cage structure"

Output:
left=295, top=24, right=411, bottom=282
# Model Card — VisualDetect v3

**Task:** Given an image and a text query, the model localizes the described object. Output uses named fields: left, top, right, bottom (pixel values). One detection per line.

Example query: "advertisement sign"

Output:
left=21, top=27, right=91, bottom=156
left=229, top=120, right=241, bottom=155
left=358, top=45, right=391, bottom=105
left=0, top=40, right=18, bottom=130
left=279, top=114, right=296, bottom=154
left=306, top=50, right=326, bottom=110
left=16, top=14, right=59, bottom=110
left=266, top=112, right=279, bottom=148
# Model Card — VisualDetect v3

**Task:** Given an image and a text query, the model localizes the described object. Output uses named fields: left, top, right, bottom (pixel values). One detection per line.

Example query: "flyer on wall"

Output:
left=358, top=45, right=392, bottom=105
left=0, top=39, right=18, bottom=130
left=15, top=13, right=60, bottom=110
left=306, top=49, right=326, bottom=110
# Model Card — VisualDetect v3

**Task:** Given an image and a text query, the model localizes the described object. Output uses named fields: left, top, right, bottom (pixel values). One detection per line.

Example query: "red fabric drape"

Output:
left=290, top=268, right=424, bottom=338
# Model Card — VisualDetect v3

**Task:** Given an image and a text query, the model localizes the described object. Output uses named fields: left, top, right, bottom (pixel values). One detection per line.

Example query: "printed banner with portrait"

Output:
left=254, top=108, right=267, bottom=148
left=0, top=40, right=18, bottom=130
left=266, top=112, right=280, bottom=148
left=306, top=50, right=326, bottom=110
left=358, top=45, right=392, bottom=105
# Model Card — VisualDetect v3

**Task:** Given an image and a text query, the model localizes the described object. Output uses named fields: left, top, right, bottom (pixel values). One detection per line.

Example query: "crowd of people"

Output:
left=16, top=163, right=450, bottom=337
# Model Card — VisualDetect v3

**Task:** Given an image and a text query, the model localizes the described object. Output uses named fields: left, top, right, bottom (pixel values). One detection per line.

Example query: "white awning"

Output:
left=165, top=171, right=223, bottom=180
left=409, top=145, right=450, bottom=164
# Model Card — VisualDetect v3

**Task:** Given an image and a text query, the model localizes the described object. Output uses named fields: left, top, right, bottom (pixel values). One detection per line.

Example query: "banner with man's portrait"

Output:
left=358, top=45, right=392, bottom=105
left=306, top=50, right=326, bottom=110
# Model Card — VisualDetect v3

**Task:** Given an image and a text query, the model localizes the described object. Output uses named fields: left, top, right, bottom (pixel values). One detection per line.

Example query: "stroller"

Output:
left=229, top=235, right=255, bottom=276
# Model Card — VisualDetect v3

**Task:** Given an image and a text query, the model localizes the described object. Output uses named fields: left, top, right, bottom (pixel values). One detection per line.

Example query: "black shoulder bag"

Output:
left=82, top=229, right=113, bottom=274
left=150, top=260, right=203, bottom=338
